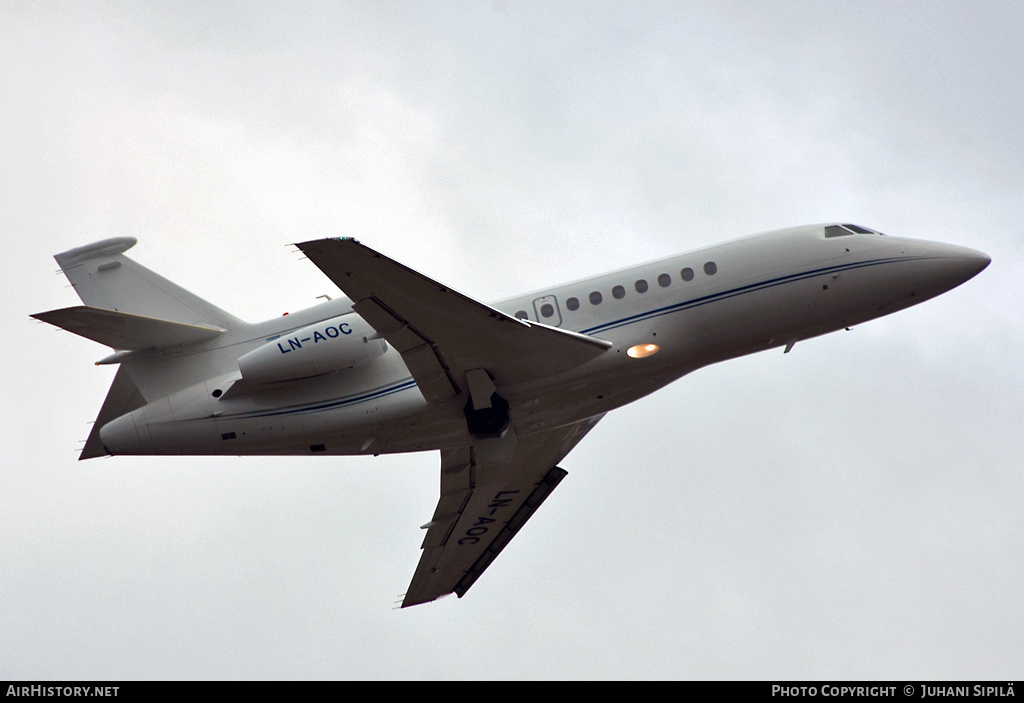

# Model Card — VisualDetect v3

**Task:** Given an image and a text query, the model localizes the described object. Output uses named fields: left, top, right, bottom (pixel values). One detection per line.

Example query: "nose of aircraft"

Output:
left=947, top=244, right=990, bottom=280
left=913, top=241, right=990, bottom=297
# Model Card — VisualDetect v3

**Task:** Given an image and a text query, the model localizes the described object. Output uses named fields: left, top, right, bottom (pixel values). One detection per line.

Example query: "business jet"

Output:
left=32, top=223, right=989, bottom=606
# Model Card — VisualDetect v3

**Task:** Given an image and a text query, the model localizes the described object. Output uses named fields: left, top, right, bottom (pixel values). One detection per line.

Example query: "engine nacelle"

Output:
left=238, top=314, right=386, bottom=384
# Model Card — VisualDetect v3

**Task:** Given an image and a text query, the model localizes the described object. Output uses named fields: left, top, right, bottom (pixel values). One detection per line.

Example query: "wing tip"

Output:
left=398, top=591, right=456, bottom=609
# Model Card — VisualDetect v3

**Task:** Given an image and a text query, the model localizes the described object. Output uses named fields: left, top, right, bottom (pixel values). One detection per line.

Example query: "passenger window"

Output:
left=703, top=261, right=717, bottom=275
left=566, top=297, right=580, bottom=311
left=658, top=273, right=671, bottom=288
left=681, top=267, right=694, bottom=281
left=589, top=291, right=603, bottom=305
left=635, top=279, right=648, bottom=293
left=612, top=285, right=625, bottom=299
left=515, top=310, right=529, bottom=320
left=540, top=303, right=554, bottom=318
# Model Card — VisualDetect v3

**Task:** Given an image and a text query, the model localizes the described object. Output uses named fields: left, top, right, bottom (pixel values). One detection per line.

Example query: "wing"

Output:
left=402, top=414, right=604, bottom=607
left=294, top=238, right=611, bottom=402
left=294, top=239, right=611, bottom=605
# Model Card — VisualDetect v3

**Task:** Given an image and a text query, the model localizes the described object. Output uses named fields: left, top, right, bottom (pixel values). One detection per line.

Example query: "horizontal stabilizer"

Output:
left=32, top=306, right=224, bottom=351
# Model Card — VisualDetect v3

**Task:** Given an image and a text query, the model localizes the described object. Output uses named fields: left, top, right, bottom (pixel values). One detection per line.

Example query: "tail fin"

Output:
left=39, top=239, right=246, bottom=458
left=52, top=237, right=243, bottom=329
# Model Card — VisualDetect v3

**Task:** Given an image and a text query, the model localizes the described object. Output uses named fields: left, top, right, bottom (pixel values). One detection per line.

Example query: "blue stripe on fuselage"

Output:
left=579, top=256, right=921, bottom=335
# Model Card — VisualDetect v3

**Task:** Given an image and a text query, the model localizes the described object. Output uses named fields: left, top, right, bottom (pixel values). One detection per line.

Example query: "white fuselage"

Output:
left=98, top=224, right=989, bottom=457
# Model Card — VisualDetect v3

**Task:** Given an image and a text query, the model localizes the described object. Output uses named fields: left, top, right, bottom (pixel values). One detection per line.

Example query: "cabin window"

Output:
left=658, top=273, right=671, bottom=288
left=589, top=291, right=603, bottom=305
left=612, top=285, right=625, bottom=299
left=704, top=261, right=717, bottom=275
left=635, top=279, right=649, bottom=293
left=540, top=303, right=555, bottom=318
left=515, top=310, right=529, bottom=320
left=681, top=267, right=694, bottom=281
left=566, top=297, right=580, bottom=311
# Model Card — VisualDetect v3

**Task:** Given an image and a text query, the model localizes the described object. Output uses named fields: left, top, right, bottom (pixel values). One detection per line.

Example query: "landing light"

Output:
left=627, top=343, right=660, bottom=359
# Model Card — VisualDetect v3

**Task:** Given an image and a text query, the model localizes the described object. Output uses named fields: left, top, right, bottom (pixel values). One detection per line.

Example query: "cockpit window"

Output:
left=825, top=223, right=886, bottom=238
left=843, top=223, right=873, bottom=234
left=824, top=225, right=854, bottom=238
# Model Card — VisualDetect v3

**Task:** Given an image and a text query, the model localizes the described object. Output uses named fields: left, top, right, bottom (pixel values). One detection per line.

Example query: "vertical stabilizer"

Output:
left=54, top=237, right=243, bottom=329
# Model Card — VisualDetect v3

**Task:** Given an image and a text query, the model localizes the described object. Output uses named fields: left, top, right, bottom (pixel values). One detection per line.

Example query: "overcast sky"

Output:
left=2, top=0, right=1022, bottom=680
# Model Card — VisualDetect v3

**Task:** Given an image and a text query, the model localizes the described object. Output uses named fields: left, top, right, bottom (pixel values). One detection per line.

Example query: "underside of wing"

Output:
left=402, top=414, right=604, bottom=607
left=294, top=238, right=611, bottom=402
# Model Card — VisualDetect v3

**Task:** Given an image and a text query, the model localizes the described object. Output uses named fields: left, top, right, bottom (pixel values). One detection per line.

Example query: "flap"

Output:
left=294, top=238, right=611, bottom=402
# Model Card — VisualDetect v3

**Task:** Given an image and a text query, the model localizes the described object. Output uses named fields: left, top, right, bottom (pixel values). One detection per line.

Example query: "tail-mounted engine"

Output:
left=237, top=314, right=386, bottom=384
